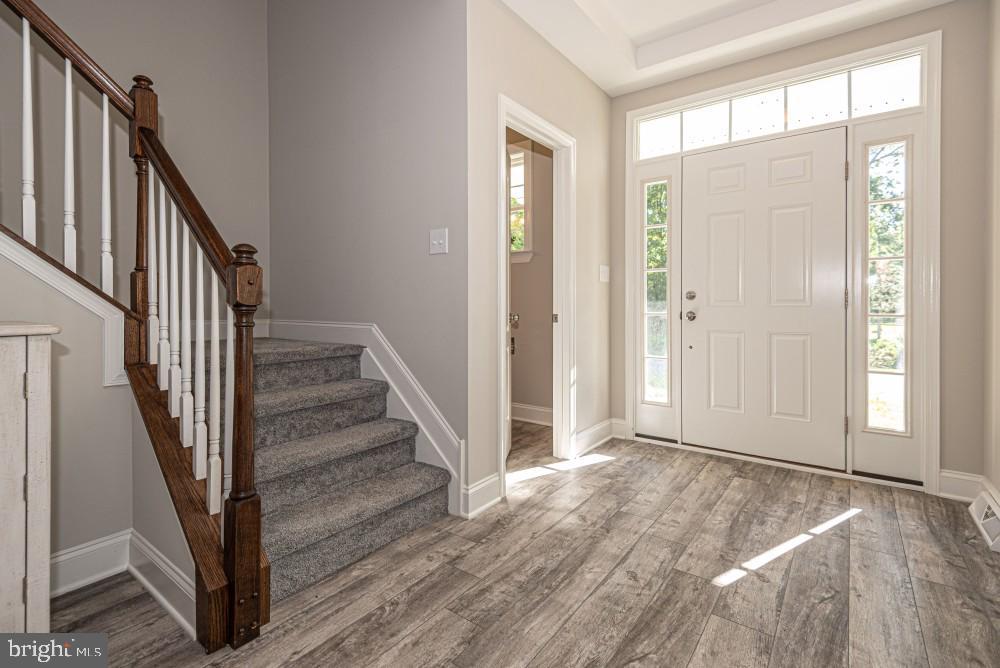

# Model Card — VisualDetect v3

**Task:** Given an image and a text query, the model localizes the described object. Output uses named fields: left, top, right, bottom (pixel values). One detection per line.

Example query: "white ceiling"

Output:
left=499, top=0, right=954, bottom=96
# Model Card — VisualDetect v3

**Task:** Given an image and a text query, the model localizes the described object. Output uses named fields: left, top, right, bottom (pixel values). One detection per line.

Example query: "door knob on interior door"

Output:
left=685, top=311, right=697, bottom=322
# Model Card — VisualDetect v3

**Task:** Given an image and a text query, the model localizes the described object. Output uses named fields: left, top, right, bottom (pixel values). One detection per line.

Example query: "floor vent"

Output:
left=969, top=492, right=1000, bottom=552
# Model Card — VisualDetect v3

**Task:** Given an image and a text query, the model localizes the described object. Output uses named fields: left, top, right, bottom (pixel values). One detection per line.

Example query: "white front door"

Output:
left=681, top=128, right=847, bottom=469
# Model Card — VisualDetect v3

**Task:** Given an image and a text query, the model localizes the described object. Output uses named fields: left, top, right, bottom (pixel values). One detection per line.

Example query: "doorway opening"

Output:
left=506, top=129, right=555, bottom=473
left=496, top=95, right=577, bottom=500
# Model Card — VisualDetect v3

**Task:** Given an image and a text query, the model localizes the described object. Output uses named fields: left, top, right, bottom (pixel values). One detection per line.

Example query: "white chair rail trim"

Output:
left=0, top=232, right=126, bottom=386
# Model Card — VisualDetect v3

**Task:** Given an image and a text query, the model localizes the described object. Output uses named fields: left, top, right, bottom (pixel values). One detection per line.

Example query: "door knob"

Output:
left=685, top=311, right=697, bottom=322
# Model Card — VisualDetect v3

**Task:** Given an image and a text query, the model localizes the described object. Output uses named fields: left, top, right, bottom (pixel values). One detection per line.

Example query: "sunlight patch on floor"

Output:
left=507, top=454, right=616, bottom=486
left=711, top=507, right=863, bottom=587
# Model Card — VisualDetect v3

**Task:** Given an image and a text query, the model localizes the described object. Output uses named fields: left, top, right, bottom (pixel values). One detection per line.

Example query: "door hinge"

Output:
left=844, top=416, right=849, bottom=435
left=845, top=160, right=850, bottom=181
left=22, top=577, right=27, bottom=603
left=23, top=473, right=28, bottom=503
left=552, top=313, right=558, bottom=324
left=844, top=289, right=849, bottom=309
left=22, top=372, right=27, bottom=399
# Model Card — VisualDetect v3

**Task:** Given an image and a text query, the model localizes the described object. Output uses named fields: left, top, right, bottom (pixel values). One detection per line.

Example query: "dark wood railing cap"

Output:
left=232, top=243, right=258, bottom=262
left=132, top=74, right=154, bottom=89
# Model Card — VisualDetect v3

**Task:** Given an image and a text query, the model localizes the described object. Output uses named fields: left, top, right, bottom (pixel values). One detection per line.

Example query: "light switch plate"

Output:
left=599, top=265, right=610, bottom=283
left=429, top=228, right=449, bottom=255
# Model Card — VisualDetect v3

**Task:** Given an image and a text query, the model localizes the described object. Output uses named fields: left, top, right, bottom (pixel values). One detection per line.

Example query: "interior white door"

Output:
left=681, top=128, right=847, bottom=469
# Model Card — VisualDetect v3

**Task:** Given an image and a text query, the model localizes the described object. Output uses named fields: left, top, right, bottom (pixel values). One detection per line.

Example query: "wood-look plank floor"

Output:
left=52, top=421, right=1000, bottom=667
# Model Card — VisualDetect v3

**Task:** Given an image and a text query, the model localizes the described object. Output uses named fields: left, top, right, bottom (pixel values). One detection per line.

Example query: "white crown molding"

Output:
left=1, top=233, right=126, bottom=386
left=268, top=319, right=462, bottom=514
left=500, top=0, right=952, bottom=95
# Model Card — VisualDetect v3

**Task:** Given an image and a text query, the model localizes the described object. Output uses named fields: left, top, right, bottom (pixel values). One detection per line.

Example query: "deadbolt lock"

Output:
left=685, top=290, right=697, bottom=300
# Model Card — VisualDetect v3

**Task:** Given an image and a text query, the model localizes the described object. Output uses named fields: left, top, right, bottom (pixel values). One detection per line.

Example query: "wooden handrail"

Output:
left=3, top=0, right=267, bottom=651
left=138, top=128, right=236, bottom=279
left=2, top=0, right=134, bottom=118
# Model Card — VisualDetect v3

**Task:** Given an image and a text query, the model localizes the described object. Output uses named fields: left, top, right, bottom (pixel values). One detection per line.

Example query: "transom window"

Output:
left=643, top=179, right=670, bottom=404
left=865, top=140, right=909, bottom=433
left=637, top=54, right=922, bottom=159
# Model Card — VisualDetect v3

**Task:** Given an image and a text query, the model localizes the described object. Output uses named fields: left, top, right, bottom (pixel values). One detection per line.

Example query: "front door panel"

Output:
left=681, top=128, right=847, bottom=469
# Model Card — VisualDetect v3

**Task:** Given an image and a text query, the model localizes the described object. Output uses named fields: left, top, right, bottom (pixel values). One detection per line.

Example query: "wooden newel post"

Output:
left=224, top=243, right=263, bottom=648
left=128, top=75, right=157, bottom=365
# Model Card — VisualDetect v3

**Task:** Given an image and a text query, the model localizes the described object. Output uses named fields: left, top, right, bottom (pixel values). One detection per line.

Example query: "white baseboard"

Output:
left=129, top=531, right=196, bottom=640
left=50, top=529, right=131, bottom=597
left=939, top=469, right=990, bottom=503
left=610, top=418, right=630, bottom=439
left=511, top=403, right=552, bottom=426
left=49, top=528, right=195, bottom=640
left=1, top=234, right=126, bottom=386
left=461, top=473, right=503, bottom=519
left=269, top=319, right=462, bottom=514
left=572, top=419, right=615, bottom=457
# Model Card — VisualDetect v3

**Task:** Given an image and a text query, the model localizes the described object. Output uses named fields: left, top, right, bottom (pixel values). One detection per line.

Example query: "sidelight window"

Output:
left=643, top=179, right=671, bottom=404
left=865, top=140, right=909, bottom=433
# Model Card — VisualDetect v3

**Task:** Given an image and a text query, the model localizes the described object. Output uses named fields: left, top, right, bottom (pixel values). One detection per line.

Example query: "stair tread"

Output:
left=263, top=462, right=450, bottom=561
left=218, top=338, right=364, bottom=366
left=255, top=378, right=388, bottom=418
left=256, top=418, right=418, bottom=483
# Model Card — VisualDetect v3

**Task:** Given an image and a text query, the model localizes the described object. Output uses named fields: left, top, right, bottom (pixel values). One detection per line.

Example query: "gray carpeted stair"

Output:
left=245, top=338, right=450, bottom=601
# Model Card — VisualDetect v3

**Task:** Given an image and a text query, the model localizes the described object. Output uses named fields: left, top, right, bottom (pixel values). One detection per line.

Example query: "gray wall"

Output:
left=266, top=0, right=469, bottom=437
left=0, top=0, right=271, bottom=311
left=510, top=141, right=554, bottom=410
left=610, top=0, right=991, bottom=475
left=0, top=260, right=132, bottom=553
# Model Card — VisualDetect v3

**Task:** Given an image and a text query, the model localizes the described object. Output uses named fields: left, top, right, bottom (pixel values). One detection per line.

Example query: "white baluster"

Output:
left=63, top=59, right=76, bottom=270
left=181, top=225, right=194, bottom=447
left=157, top=181, right=170, bottom=389
left=147, top=168, right=158, bottom=365
left=207, top=273, right=222, bottom=514
left=224, top=304, right=235, bottom=501
left=21, top=19, right=36, bottom=245
left=169, top=201, right=181, bottom=417
left=194, top=247, right=207, bottom=478
left=100, top=94, right=113, bottom=296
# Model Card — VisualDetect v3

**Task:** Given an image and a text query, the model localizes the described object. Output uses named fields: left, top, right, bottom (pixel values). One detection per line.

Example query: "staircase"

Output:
left=1, top=0, right=452, bottom=653
left=245, top=339, right=449, bottom=601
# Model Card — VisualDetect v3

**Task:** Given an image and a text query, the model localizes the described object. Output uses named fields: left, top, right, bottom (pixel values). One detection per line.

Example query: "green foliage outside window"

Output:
left=510, top=199, right=525, bottom=251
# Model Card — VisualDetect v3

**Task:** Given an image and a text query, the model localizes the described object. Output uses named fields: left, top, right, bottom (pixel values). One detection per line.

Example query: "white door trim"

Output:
left=497, top=95, right=577, bottom=498
left=624, top=32, right=941, bottom=491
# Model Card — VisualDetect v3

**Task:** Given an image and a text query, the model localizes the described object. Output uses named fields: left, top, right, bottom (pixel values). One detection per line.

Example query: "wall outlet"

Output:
left=599, top=265, right=610, bottom=283
left=429, top=228, right=449, bottom=255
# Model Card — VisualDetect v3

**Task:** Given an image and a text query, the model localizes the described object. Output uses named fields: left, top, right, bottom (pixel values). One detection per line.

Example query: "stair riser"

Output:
left=258, top=438, right=415, bottom=515
left=255, top=356, right=360, bottom=391
left=269, top=487, right=449, bottom=601
left=209, top=355, right=362, bottom=393
left=256, top=395, right=387, bottom=448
